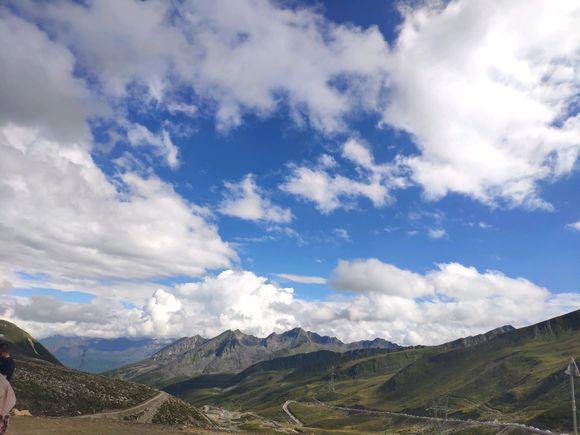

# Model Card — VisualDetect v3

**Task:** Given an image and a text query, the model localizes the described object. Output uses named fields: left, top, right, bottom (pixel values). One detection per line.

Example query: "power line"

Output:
left=328, top=365, right=336, bottom=393
left=428, top=394, right=449, bottom=434
left=565, top=357, right=579, bottom=435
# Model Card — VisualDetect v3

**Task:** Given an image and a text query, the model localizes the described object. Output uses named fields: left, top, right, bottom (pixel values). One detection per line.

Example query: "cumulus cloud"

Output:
left=281, top=138, right=406, bottom=213
left=1, top=294, right=145, bottom=338
left=139, top=289, right=183, bottom=337
left=331, top=259, right=433, bottom=299
left=272, top=273, right=327, bottom=285
left=3, top=265, right=578, bottom=346
left=219, top=174, right=292, bottom=223
left=384, top=0, right=580, bottom=208
left=0, top=124, right=236, bottom=286
left=0, top=9, right=101, bottom=144
left=566, top=221, right=580, bottom=231
left=11, top=0, right=389, bottom=134
left=6, top=0, right=577, bottom=211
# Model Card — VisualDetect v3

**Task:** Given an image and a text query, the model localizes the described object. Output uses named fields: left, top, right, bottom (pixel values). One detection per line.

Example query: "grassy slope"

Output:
left=0, top=319, right=61, bottom=365
left=288, top=402, right=513, bottom=435
left=164, top=310, right=580, bottom=433
left=377, top=311, right=580, bottom=431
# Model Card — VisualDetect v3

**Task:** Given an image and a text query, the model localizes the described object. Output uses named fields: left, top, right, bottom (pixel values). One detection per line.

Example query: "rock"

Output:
left=13, top=409, right=33, bottom=416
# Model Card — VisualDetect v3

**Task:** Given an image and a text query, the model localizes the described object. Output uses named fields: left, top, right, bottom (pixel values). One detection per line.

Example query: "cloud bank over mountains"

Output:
left=0, top=0, right=579, bottom=343
left=3, top=262, right=579, bottom=346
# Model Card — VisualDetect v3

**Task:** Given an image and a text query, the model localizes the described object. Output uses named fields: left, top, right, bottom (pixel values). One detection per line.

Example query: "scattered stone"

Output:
left=13, top=409, right=33, bottom=416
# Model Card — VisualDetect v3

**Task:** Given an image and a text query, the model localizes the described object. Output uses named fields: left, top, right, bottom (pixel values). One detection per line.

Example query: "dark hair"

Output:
left=0, top=343, right=9, bottom=353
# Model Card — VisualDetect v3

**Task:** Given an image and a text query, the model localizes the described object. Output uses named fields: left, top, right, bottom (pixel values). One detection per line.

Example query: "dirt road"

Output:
left=76, top=391, right=169, bottom=423
left=281, top=400, right=302, bottom=426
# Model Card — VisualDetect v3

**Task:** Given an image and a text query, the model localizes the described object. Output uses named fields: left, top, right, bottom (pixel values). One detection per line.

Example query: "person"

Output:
left=0, top=374, right=15, bottom=434
left=0, top=345, right=14, bottom=383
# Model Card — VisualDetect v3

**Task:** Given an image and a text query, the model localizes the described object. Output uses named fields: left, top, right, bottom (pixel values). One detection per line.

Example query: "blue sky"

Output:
left=0, top=0, right=579, bottom=344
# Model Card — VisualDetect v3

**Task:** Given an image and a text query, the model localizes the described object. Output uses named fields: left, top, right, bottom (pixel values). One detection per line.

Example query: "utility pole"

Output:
left=565, top=357, right=580, bottom=435
left=78, top=348, right=86, bottom=370
left=429, top=394, right=449, bottom=434
left=328, top=365, right=336, bottom=393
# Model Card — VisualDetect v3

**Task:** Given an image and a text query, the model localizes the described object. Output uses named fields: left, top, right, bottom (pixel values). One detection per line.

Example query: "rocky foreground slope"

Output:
left=0, top=320, right=212, bottom=428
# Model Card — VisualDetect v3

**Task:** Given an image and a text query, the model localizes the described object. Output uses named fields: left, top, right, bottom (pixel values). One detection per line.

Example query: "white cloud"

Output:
left=0, top=10, right=102, bottom=145
left=272, top=273, right=327, bottom=285
left=331, top=259, right=434, bottom=299
left=219, top=174, right=292, bottom=224
left=281, top=138, right=406, bottom=213
left=127, top=124, right=180, bottom=169
left=384, top=0, right=580, bottom=209
left=566, top=221, right=580, bottom=231
left=0, top=124, right=236, bottom=286
left=2, top=265, right=579, bottom=345
left=5, top=0, right=579, bottom=211
left=166, top=102, right=198, bottom=117
left=140, top=289, right=183, bottom=337
left=428, top=229, right=448, bottom=239
left=14, top=0, right=389, bottom=134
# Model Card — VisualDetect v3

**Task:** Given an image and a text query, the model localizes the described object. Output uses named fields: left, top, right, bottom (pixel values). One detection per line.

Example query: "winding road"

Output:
left=77, top=391, right=170, bottom=423
left=282, top=400, right=302, bottom=426
left=282, top=400, right=557, bottom=435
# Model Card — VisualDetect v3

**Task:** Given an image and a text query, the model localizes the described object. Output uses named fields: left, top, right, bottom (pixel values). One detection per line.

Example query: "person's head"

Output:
left=0, top=343, right=10, bottom=358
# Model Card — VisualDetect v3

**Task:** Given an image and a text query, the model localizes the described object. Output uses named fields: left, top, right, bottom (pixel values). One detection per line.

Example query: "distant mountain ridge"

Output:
left=42, top=335, right=175, bottom=373
left=445, top=324, right=516, bottom=349
left=108, top=327, right=399, bottom=386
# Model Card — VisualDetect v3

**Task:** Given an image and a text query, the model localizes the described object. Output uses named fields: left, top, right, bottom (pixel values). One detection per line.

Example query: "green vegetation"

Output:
left=0, top=319, right=61, bottom=365
left=164, top=310, right=580, bottom=433
left=287, top=402, right=513, bottom=434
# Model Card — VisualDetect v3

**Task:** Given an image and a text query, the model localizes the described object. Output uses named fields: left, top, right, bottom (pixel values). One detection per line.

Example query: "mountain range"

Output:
left=41, top=335, right=174, bottom=373
left=3, top=311, right=579, bottom=433
left=108, top=327, right=399, bottom=386
left=161, top=309, right=580, bottom=433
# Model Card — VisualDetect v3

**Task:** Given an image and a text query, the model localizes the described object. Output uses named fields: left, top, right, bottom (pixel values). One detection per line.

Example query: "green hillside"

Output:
left=0, top=319, right=61, bottom=365
left=163, top=310, right=580, bottom=433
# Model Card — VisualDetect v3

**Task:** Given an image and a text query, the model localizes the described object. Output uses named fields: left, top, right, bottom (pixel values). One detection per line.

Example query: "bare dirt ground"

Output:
left=9, top=416, right=250, bottom=434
